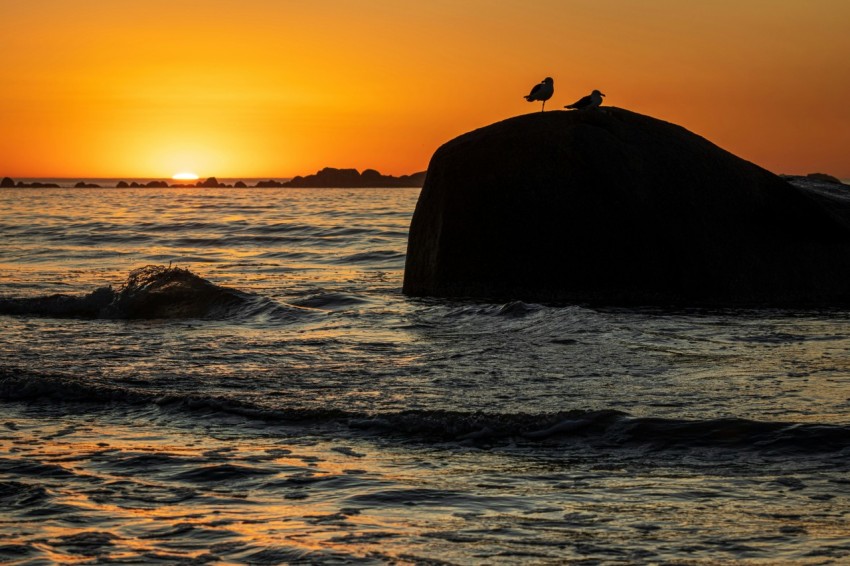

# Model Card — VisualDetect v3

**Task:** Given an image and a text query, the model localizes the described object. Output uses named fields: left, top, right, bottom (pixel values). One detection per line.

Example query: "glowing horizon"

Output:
left=1, top=1, right=849, bottom=179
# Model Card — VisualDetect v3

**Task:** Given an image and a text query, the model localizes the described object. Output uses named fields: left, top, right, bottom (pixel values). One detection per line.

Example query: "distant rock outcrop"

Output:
left=124, top=181, right=167, bottom=188
left=168, top=177, right=231, bottom=188
left=279, top=167, right=425, bottom=188
left=806, top=172, right=844, bottom=185
left=11, top=179, right=60, bottom=188
left=74, top=181, right=101, bottom=188
left=394, top=171, right=427, bottom=187
left=250, top=180, right=281, bottom=188
left=404, top=108, right=850, bottom=307
left=0, top=177, right=62, bottom=188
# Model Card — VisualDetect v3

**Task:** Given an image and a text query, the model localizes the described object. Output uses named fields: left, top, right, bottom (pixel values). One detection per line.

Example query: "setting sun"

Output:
left=172, top=172, right=199, bottom=181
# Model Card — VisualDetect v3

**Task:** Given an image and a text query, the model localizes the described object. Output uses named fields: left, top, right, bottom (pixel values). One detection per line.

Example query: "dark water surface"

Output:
left=1, top=187, right=848, bottom=563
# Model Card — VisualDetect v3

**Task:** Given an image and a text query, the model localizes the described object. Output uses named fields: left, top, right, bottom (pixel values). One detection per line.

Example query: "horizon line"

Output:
left=1, top=170, right=428, bottom=181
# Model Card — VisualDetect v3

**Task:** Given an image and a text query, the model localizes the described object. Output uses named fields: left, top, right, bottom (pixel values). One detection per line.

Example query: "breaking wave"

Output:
left=2, top=369, right=847, bottom=456
left=0, top=265, right=312, bottom=321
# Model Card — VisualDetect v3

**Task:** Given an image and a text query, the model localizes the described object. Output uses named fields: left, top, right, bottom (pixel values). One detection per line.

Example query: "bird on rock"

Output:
left=565, top=89, right=606, bottom=110
left=524, top=77, right=554, bottom=112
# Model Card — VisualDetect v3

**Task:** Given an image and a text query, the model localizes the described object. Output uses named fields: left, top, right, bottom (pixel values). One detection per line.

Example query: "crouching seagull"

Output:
left=524, top=77, right=554, bottom=112
left=565, top=89, right=605, bottom=110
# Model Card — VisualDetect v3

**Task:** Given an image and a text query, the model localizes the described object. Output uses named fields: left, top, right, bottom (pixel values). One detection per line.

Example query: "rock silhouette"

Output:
left=404, top=108, right=850, bottom=306
left=806, top=172, right=844, bottom=185
left=0, top=177, right=60, bottom=188
left=2, top=171, right=426, bottom=189
left=198, top=177, right=220, bottom=188
left=282, top=167, right=425, bottom=188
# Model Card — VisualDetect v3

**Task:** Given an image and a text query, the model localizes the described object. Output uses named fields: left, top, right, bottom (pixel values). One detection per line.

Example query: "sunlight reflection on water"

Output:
left=3, top=404, right=848, bottom=564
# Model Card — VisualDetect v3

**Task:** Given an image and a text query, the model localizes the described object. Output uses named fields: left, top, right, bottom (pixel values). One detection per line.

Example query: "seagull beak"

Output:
left=601, top=93, right=606, bottom=97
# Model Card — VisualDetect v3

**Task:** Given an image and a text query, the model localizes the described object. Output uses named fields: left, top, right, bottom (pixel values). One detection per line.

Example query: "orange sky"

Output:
left=1, top=0, right=848, bottom=178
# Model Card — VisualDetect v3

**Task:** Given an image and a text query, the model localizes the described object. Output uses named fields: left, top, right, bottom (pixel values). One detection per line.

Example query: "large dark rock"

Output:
left=1, top=177, right=14, bottom=188
left=403, top=108, right=850, bottom=306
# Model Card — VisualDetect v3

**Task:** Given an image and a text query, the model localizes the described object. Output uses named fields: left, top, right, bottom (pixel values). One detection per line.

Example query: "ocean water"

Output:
left=1, top=186, right=849, bottom=564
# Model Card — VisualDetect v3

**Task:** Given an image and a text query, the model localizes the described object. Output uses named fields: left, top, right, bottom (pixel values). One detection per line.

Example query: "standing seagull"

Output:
left=524, top=77, right=554, bottom=112
left=565, top=89, right=606, bottom=110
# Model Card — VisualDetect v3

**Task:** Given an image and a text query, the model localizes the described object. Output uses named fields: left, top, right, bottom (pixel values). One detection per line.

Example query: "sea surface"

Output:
left=1, top=186, right=849, bottom=564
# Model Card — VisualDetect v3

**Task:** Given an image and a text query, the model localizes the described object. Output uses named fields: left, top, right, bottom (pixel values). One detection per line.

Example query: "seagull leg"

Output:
left=541, top=100, right=546, bottom=112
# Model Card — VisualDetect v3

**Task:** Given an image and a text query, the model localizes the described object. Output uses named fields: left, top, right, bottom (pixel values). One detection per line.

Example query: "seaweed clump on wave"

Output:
left=0, top=265, right=248, bottom=319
